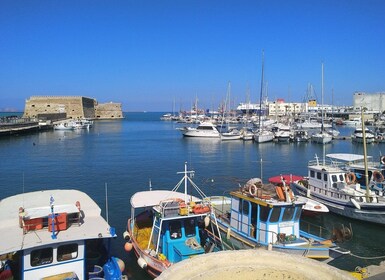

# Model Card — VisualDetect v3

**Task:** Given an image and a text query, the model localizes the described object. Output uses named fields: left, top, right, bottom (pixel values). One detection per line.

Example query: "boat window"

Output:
left=31, top=247, right=53, bottom=266
left=323, top=174, right=328, bottom=182
left=269, top=207, right=281, bottom=223
left=282, top=207, right=295, bottom=221
left=259, top=206, right=269, bottom=222
left=57, top=243, right=78, bottom=262
left=339, top=174, right=344, bottom=181
left=310, top=170, right=315, bottom=178
left=184, top=218, right=196, bottom=237
left=169, top=221, right=182, bottom=239
left=317, top=172, right=322, bottom=180
left=294, top=207, right=301, bottom=220
left=242, top=200, right=249, bottom=215
left=331, top=175, right=337, bottom=182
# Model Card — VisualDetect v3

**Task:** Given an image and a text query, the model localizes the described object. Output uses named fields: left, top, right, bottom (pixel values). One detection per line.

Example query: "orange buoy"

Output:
left=124, top=242, right=133, bottom=252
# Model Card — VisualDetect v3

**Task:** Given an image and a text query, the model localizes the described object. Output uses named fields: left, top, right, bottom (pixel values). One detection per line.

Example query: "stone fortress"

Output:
left=23, top=96, right=123, bottom=120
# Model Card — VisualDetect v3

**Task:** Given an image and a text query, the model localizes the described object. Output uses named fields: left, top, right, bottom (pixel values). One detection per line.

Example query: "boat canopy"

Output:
left=130, top=190, right=201, bottom=209
left=326, top=153, right=370, bottom=163
left=268, top=175, right=303, bottom=184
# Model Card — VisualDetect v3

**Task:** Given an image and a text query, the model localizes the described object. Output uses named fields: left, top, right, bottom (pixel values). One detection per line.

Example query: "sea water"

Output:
left=1, top=112, right=385, bottom=279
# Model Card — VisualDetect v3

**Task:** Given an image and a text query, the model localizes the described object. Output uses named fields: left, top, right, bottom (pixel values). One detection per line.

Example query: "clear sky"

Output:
left=1, top=0, right=384, bottom=112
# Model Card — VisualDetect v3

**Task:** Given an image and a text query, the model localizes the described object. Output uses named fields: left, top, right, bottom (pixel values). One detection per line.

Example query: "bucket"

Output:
left=89, top=265, right=103, bottom=278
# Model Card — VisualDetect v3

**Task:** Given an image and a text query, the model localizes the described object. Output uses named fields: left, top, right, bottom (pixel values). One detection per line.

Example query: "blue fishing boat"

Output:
left=206, top=178, right=349, bottom=262
left=123, top=163, right=223, bottom=278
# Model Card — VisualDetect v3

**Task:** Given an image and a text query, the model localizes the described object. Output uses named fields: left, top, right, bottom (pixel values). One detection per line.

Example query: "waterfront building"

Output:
left=353, top=92, right=385, bottom=113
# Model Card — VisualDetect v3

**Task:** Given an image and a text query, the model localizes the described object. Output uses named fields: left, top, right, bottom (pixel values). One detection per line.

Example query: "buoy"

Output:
left=123, top=231, right=130, bottom=240
left=350, top=198, right=361, bottom=210
left=306, top=188, right=311, bottom=198
left=124, top=242, right=133, bottom=252
left=137, top=257, right=147, bottom=269
left=115, top=257, right=125, bottom=272
left=226, top=228, right=231, bottom=240
left=204, top=216, right=210, bottom=227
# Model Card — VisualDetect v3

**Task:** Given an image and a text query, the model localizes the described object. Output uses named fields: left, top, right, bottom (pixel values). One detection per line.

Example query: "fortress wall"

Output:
left=95, top=102, right=124, bottom=119
left=23, top=96, right=123, bottom=120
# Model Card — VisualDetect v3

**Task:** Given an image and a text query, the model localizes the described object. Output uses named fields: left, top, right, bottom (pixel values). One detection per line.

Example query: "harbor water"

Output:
left=1, top=112, right=385, bottom=279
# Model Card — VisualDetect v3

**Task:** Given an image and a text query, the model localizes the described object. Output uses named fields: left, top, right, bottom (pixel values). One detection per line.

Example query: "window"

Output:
left=242, top=201, right=249, bottom=215
left=310, top=170, right=315, bottom=178
left=259, top=207, right=269, bottom=222
left=269, top=208, right=281, bottom=222
left=323, top=174, right=328, bottom=182
left=184, top=218, right=196, bottom=237
left=282, top=207, right=295, bottom=221
left=317, top=172, right=322, bottom=180
left=331, top=175, right=337, bottom=182
left=57, top=243, right=78, bottom=261
left=31, top=247, right=53, bottom=266
left=294, top=207, right=302, bottom=220
left=169, top=221, right=182, bottom=239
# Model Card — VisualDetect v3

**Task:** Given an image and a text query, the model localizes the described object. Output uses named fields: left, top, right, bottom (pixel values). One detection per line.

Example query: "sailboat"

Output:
left=254, top=51, right=274, bottom=143
left=311, top=63, right=333, bottom=144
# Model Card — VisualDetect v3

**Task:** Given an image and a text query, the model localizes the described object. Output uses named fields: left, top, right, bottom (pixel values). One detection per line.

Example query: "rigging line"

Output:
left=349, top=252, right=385, bottom=260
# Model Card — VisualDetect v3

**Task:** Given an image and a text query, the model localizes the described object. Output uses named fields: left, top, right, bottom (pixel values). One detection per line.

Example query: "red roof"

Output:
left=268, top=175, right=303, bottom=184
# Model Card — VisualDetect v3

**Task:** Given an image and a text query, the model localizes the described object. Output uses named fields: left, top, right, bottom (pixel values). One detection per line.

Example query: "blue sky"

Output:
left=1, top=1, right=384, bottom=112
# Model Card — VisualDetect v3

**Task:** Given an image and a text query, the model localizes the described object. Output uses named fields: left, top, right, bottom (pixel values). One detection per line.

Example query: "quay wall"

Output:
left=23, top=96, right=123, bottom=120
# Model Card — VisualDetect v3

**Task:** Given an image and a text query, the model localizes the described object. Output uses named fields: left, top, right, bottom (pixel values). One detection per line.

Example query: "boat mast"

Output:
left=321, top=62, right=324, bottom=132
left=258, top=50, right=265, bottom=131
left=361, top=108, right=370, bottom=201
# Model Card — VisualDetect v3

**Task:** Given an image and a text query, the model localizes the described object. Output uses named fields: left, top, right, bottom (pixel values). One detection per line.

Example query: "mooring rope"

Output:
left=350, top=252, right=385, bottom=260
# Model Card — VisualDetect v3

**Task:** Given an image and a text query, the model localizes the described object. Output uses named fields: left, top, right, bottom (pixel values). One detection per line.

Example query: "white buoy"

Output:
left=226, top=228, right=231, bottom=240
left=204, top=216, right=210, bottom=227
left=306, top=188, right=311, bottom=198
left=137, top=257, right=147, bottom=269
left=350, top=198, right=361, bottom=209
left=123, top=231, right=130, bottom=240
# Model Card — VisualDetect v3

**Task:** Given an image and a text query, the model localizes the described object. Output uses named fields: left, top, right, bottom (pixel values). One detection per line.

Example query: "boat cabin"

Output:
left=228, top=191, right=304, bottom=245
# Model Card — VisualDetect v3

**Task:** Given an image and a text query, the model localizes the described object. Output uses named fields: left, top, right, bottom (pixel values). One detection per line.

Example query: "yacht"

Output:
left=351, top=127, right=375, bottom=144
left=182, top=122, right=220, bottom=138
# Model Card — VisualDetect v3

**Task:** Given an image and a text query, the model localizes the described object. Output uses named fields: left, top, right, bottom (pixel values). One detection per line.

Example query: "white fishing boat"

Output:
left=182, top=122, right=220, bottom=138
left=123, top=163, right=223, bottom=278
left=291, top=154, right=385, bottom=225
left=205, top=178, right=348, bottom=262
left=292, top=129, right=309, bottom=142
left=326, top=153, right=385, bottom=197
left=0, top=189, right=124, bottom=280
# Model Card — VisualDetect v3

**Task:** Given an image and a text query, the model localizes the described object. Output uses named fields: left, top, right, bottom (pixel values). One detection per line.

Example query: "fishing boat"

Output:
left=290, top=154, right=385, bottom=225
left=206, top=178, right=348, bottom=262
left=0, top=189, right=124, bottom=280
left=268, top=175, right=329, bottom=216
left=123, top=163, right=223, bottom=278
left=326, top=153, right=385, bottom=197
left=53, top=121, right=76, bottom=130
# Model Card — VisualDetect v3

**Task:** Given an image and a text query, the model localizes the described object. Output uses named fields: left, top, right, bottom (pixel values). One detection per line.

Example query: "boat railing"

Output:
left=308, top=158, right=345, bottom=169
left=300, top=219, right=332, bottom=240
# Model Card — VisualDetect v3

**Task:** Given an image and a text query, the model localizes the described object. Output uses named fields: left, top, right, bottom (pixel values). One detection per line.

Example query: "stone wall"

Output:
left=353, top=92, right=385, bottom=112
left=95, top=102, right=124, bottom=119
left=23, top=96, right=123, bottom=120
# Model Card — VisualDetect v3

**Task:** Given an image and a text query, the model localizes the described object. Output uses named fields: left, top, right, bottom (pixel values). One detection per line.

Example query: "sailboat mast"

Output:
left=321, top=62, right=324, bottom=131
left=258, top=50, right=265, bottom=129
left=361, top=108, right=370, bottom=201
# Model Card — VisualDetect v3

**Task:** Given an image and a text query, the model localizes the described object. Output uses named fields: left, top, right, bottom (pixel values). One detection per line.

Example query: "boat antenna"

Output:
left=22, top=172, right=25, bottom=208
left=149, top=179, right=152, bottom=191
left=105, top=183, right=109, bottom=224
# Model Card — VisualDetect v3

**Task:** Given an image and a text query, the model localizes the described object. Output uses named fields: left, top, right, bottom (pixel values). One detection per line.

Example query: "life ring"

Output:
left=381, top=156, right=385, bottom=165
left=373, top=170, right=384, bottom=182
left=345, top=172, right=356, bottom=184
left=249, top=184, right=258, bottom=196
